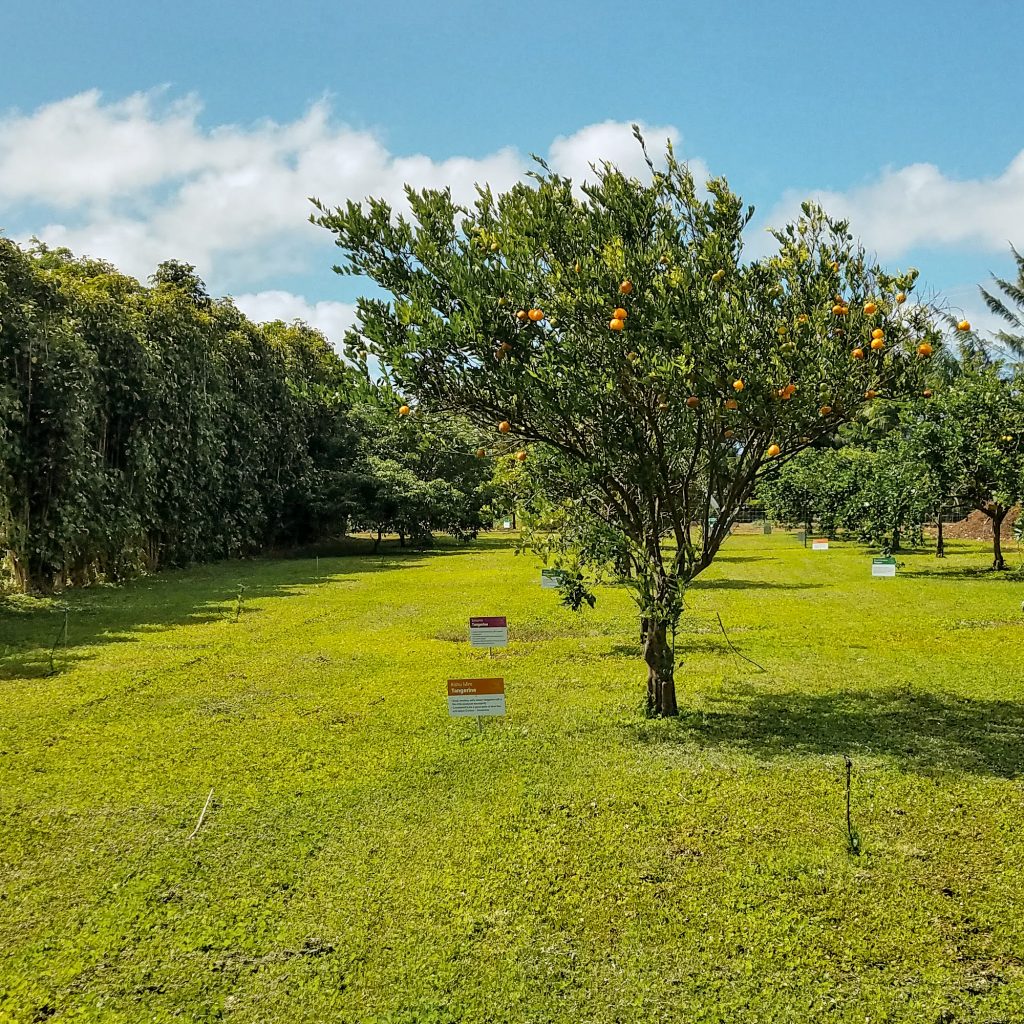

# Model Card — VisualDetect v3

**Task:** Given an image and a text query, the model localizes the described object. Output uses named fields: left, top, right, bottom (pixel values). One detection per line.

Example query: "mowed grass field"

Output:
left=2, top=534, right=1023, bottom=1024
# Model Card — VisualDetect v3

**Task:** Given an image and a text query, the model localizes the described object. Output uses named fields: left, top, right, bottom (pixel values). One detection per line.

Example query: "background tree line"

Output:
left=0, top=238, right=493, bottom=591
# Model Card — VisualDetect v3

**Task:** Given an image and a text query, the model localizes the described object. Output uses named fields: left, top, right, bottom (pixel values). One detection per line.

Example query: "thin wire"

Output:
left=715, top=612, right=767, bottom=673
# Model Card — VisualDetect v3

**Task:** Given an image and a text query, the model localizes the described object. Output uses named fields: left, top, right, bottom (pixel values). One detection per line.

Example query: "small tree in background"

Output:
left=313, top=135, right=937, bottom=715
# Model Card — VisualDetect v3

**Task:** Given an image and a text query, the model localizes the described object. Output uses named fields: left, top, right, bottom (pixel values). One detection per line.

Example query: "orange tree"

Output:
left=312, top=138, right=938, bottom=715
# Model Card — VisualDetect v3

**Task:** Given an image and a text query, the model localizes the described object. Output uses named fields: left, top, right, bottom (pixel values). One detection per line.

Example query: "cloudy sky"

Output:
left=3, top=0, right=1022, bottom=350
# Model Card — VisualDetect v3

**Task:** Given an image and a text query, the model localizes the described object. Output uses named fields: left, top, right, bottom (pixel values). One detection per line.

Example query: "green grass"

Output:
left=2, top=533, right=1023, bottom=1023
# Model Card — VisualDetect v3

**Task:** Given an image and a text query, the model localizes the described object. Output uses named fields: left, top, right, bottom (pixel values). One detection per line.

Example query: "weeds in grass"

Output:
left=233, top=584, right=247, bottom=622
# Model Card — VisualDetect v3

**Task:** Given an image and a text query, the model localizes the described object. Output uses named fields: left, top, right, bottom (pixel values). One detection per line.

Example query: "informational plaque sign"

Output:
left=447, top=678, right=506, bottom=717
left=812, top=539, right=829, bottom=551
left=540, top=569, right=565, bottom=589
left=469, top=616, right=508, bottom=648
left=872, top=556, right=897, bottom=577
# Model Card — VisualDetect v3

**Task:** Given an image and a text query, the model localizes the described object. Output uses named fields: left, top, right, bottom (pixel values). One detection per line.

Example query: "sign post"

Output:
left=872, top=556, right=897, bottom=577
left=469, top=616, right=508, bottom=648
left=447, top=678, right=506, bottom=730
left=540, top=569, right=565, bottom=589
left=812, top=538, right=829, bottom=551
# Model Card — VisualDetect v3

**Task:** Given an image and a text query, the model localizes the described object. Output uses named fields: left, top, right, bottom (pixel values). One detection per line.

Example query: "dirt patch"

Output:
left=932, top=508, right=1020, bottom=542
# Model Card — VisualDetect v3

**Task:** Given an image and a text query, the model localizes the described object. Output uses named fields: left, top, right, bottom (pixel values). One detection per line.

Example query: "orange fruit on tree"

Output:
left=711, top=269, right=726, bottom=283
left=819, top=405, right=833, bottom=416
left=852, top=348, right=865, bottom=360
left=515, top=451, right=527, bottom=463
left=610, top=317, right=625, bottom=331
left=957, top=320, right=971, bottom=332
left=528, top=308, right=544, bottom=322
left=613, top=307, right=628, bottom=320
left=830, top=261, right=839, bottom=272
left=686, top=396, right=700, bottom=409
left=725, top=398, right=739, bottom=410
left=733, top=379, right=745, bottom=391
left=871, top=328, right=884, bottom=339
left=922, top=388, right=933, bottom=398
left=896, top=292, right=907, bottom=304
left=516, top=310, right=528, bottom=321
left=723, top=428, right=735, bottom=438
left=766, top=444, right=781, bottom=458
left=398, top=405, right=410, bottom=417
left=871, top=338, right=885, bottom=351
left=917, top=342, right=933, bottom=357
left=498, top=420, right=511, bottom=433
left=863, top=301, right=877, bottom=315
left=865, top=389, right=878, bottom=399
left=619, top=280, right=633, bottom=295
left=475, top=448, right=486, bottom=458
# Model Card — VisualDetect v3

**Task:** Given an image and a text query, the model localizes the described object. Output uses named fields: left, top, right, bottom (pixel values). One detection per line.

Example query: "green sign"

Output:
left=872, top=556, right=897, bottom=577
left=540, top=568, right=566, bottom=589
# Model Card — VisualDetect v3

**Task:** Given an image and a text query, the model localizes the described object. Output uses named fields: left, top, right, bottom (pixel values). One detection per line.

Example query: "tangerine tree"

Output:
left=312, top=136, right=937, bottom=715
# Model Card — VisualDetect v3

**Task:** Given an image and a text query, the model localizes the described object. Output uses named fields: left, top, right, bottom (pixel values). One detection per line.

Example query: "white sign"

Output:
left=872, top=557, right=897, bottom=577
left=540, top=569, right=565, bottom=589
left=447, top=678, right=506, bottom=717
left=469, top=616, right=508, bottom=647
left=812, top=539, right=829, bottom=551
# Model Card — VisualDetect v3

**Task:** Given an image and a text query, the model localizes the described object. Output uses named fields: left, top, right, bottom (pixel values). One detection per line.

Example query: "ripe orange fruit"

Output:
left=922, top=388, right=933, bottom=398
left=574, top=261, right=581, bottom=273
left=475, top=448, right=486, bottom=458
left=723, top=428, right=735, bottom=438
left=725, top=398, right=739, bottom=410
left=516, top=310, right=528, bottom=320
left=819, top=405, right=833, bottom=416
left=733, top=379, right=745, bottom=392
left=766, top=444, right=781, bottom=458
left=610, top=317, right=625, bottom=331
left=619, top=280, right=633, bottom=295
left=686, top=396, right=700, bottom=409
left=863, top=301, right=877, bottom=315
left=528, top=308, right=544, bottom=322
left=832, top=304, right=848, bottom=316
left=515, top=451, right=527, bottom=462
left=797, top=314, right=809, bottom=325
left=852, top=348, right=865, bottom=360
left=871, top=338, right=885, bottom=351
left=896, top=292, right=906, bottom=304
left=613, top=307, right=628, bottom=320
left=498, top=420, right=511, bottom=433
left=711, top=269, right=726, bottom=283
left=865, top=389, right=878, bottom=399
left=917, top=342, right=933, bottom=357
left=957, top=320, right=971, bottom=332
left=500, top=341, right=512, bottom=352
left=398, top=405, right=410, bottom=417
left=871, top=328, right=884, bottom=339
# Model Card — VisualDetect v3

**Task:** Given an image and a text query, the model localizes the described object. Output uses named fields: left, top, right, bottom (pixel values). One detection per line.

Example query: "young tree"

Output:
left=312, top=138, right=936, bottom=715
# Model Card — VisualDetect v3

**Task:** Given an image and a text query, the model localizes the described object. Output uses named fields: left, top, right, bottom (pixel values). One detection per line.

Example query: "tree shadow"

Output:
left=0, top=539, right=487, bottom=682
left=688, top=579, right=825, bottom=591
left=899, top=565, right=1022, bottom=581
left=635, top=687, right=1024, bottom=779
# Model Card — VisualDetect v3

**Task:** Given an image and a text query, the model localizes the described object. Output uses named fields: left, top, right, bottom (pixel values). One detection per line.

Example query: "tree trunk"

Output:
left=373, top=528, right=382, bottom=553
left=398, top=530, right=406, bottom=547
left=936, top=510, right=945, bottom=558
left=992, top=510, right=1007, bottom=570
left=644, top=619, right=677, bottom=717
left=891, top=527, right=901, bottom=553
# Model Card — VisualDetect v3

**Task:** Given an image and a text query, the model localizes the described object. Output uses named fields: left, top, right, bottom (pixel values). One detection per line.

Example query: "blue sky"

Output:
left=2, top=0, right=1022, bottom=345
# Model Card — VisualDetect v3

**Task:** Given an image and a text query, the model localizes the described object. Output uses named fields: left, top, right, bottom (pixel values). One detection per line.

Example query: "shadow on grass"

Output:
left=899, top=565, right=1023, bottom=581
left=637, top=687, right=1024, bottom=779
left=0, top=536, right=495, bottom=681
left=688, top=579, right=825, bottom=592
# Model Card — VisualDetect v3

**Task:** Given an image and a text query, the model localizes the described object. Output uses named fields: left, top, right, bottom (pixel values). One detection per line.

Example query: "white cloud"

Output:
left=763, top=152, right=1024, bottom=259
left=231, top=290, right=357, bottom=352
left=0, top=91, right=691, bottom=292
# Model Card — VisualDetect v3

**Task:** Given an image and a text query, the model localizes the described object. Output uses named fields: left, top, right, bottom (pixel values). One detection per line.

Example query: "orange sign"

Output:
left=447, top=678, right=506, bottom=717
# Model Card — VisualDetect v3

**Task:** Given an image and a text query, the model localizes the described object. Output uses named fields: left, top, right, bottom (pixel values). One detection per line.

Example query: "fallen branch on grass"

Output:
left=186, top=788, right=215, bottom=841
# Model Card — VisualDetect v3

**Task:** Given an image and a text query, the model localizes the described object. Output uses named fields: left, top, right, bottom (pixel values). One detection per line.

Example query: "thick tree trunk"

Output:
left=373, top=528, right=382, bottom=553
left=936, top=510, right=945, bottom=558
left=992, top=510, right=1007, bottom=570
left=398, top=530, right=406, bottom=547
left=644, top=619, right=677, bottom=717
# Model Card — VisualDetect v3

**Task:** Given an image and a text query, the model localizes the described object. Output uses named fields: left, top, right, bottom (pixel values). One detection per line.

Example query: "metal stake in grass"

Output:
left=187, top=788, right=215, bottom=841
left=844, top=756, right=861, bottom=856
left=47, top=605, right=69, bottom=676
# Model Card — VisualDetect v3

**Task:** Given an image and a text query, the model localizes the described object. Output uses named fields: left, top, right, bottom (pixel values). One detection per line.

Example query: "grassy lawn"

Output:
left=2, top=533, right=1023, bottom=1023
